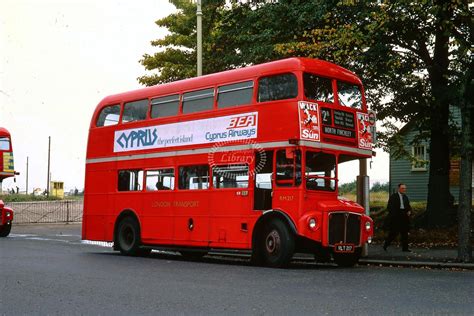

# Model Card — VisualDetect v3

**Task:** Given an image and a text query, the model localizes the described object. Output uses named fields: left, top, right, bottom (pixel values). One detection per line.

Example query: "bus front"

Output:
left=277, top=63, right=375, bottom=266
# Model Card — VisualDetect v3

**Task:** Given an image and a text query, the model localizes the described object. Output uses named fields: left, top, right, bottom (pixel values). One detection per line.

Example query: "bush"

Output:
left=0, top=194, right=62, bottom=203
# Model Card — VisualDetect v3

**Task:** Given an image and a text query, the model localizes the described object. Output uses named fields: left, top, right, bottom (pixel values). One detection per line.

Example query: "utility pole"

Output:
left=26, top=156, right=29, bottom=194
left=196, top=0, right=202, bottom=76
left=47, top=136, right=51, bottom=196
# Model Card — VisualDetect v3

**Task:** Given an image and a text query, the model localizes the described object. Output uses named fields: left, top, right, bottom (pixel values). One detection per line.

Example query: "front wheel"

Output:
left=0, top=223, right=12, bottom=237
left=116, top=217, right=149, bottom=256
left=259, top=219, right=295, bottom=268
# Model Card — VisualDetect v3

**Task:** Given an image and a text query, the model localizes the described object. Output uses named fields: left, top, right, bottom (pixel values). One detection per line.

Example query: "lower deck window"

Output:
left=213, top=164, right=249, bottom=189
left=179, top=165, right=209, bottom=190
left=146, top=169, right=175, bottom=190
left=118, top=170, right=143, bottom=191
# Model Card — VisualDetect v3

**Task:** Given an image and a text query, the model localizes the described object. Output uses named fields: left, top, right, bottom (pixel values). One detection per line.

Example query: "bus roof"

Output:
left=0, top=127, right=11, bottom=138
left=98, top=58, right=362, bottom=106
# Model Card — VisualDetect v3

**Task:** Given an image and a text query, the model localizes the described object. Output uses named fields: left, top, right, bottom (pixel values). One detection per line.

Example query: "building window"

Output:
left=118, top=170, right=144, bottom=191
left=146, top=169, right=175, bottom=191
left=412, top=145, right=428, bottom=171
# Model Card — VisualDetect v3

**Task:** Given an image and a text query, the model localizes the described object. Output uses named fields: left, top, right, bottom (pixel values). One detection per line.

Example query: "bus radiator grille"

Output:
left=328, top=212, right=361, bottom=246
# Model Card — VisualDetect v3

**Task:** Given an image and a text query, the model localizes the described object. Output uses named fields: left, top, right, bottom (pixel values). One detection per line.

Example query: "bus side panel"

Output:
left=140, top=190, right=175, bottom=245
left=209, top=188, right=253, bottom=249
left=83, top=165, right=116, bottom=241
left=173, top=190, right=210, bottom=247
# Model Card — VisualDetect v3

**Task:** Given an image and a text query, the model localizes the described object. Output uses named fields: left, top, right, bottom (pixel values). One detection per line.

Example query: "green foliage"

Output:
left=138, top=0, right=227, bottom=85
left=338, top=181, right=357, bottom=194
left=140, top=0, right=471, bottom=225
left=0, top=194, right=62, bottom=203
left=371, top=182, right=389, bottom=193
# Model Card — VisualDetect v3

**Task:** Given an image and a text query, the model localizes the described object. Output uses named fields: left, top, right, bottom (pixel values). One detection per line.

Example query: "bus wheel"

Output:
left=333, top=249, right=361, bottom=267
left=180, top=251, right=208, bottom=260
left=0, top=223, right=12, bottom=237
left=116, top=217, right=147, bottom=256
left=260, top=219, right=295, bottom=268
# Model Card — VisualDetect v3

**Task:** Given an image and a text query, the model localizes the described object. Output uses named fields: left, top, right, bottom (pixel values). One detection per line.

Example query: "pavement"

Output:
left=9, top=223, right=474, bottom=270
left=360, top=243, right=474, bottom=270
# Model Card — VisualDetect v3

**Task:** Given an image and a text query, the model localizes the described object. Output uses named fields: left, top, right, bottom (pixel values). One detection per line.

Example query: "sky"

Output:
left=0, top=0, right=389, bottom=193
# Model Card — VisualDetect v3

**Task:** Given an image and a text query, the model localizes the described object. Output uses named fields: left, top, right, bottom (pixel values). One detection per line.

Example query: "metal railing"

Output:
left=6, top=200, right=83, bottom=224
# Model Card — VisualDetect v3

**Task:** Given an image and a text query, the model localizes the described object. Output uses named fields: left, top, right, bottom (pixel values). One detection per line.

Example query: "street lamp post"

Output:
left=196, top=0, right=202, bottom=76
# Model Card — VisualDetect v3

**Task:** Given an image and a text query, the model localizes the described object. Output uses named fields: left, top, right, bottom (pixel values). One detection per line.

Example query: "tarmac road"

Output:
left=1, top=224, right=473, bottom=315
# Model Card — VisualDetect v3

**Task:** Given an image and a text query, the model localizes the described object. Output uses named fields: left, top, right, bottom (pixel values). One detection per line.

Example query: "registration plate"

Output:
left=334, top=243, right=355, bottom=253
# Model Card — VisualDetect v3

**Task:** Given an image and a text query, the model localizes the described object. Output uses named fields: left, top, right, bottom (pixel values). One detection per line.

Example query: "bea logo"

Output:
left=228, top=114, right=256, bottom=129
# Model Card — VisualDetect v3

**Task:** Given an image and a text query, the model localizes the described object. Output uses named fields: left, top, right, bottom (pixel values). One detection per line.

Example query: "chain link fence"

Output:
left=6, top=200, right=83, bottom=224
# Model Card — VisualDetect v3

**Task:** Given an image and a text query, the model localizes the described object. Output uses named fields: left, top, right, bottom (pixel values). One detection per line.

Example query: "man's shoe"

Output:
left=402, top=249, right=411, bottom=252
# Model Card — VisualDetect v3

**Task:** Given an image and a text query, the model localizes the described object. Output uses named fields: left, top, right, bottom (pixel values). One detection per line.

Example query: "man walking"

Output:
left=383, top=183, right=412, bottom=252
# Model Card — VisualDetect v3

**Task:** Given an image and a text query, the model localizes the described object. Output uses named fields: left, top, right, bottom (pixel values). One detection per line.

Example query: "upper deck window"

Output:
left=303, top=73, right=334, bottom=103
left=96, top=104, right=120, bottom=127
left=337, top=81, right=362, bottom=109
left=258, top=73, right=298, bottom=102
left=0, top=137, right=10, bottom=151
left=182, top=88, right=214, bottom=114
left=122, top=99, right=149, bottom=123
left=151, top=94, right=180, bottom=118
left=217, top=81, right=254, bottom=108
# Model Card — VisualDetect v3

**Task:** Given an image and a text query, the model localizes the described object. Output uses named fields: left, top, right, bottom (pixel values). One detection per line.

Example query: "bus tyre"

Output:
left=333, top=249, right=361, bottom=267
left=0, top=223, right=12, bottom=237
left=116, top=217, right=148, bottom=256
left=260, top=219, right=295, bottom=268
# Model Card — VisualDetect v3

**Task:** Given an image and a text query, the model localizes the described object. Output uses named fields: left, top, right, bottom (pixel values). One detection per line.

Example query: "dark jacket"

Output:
left=387, top=192, right=412, bottom=215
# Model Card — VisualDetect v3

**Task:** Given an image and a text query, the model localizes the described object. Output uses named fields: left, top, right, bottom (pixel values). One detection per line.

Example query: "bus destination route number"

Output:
left=321, top=108, right=355, bottom=139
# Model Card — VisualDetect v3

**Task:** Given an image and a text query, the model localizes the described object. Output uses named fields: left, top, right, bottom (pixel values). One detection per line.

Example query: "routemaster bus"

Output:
left=0, top=127, right=15, bottom=237
left=82, top=58, right=374, bottom=267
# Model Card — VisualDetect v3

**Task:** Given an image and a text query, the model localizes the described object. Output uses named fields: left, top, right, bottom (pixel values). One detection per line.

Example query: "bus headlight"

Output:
left=367, top=236, right=372, bottom=244
left=365, top=221, right=371, bottom=232
left=308, top=218, right=317, bottom=230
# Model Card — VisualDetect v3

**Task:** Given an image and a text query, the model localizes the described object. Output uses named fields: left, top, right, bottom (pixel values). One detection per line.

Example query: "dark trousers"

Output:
left=384, top=211, right=410, bottom=250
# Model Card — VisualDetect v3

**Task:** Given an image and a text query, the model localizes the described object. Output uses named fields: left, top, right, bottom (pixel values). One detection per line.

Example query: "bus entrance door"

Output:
left=254, top=150, right=273, bottom=211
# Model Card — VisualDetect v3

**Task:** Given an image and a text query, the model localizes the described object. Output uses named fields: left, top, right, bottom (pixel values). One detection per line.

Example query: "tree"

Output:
left=138, top=0, right=226, bottom=85
left=140, top=1, right=471, bottom=230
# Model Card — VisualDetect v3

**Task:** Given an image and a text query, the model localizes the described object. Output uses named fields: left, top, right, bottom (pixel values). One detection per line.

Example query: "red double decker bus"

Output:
left=82, top=58, right=374, bottom=267
left=0, top=127, right=15, bottom=237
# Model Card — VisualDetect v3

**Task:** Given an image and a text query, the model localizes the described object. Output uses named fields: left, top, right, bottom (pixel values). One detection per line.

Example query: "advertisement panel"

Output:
left=114, top=112, right=258, bottom=153
left=356, top=112, right=373, bottom=150
left=298, top=101, right=320, bottom=142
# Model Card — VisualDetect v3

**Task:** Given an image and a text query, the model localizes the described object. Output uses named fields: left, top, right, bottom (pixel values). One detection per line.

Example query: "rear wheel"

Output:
left=260, top=219, right=295, bottom=268
left=0, top=223, right=12, bottom=237
left=116, top=217, right=148, bottom=256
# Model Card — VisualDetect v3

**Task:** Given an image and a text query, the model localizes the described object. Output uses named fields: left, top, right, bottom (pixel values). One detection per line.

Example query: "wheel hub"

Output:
left=265, top=230, right=281, bottom=254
